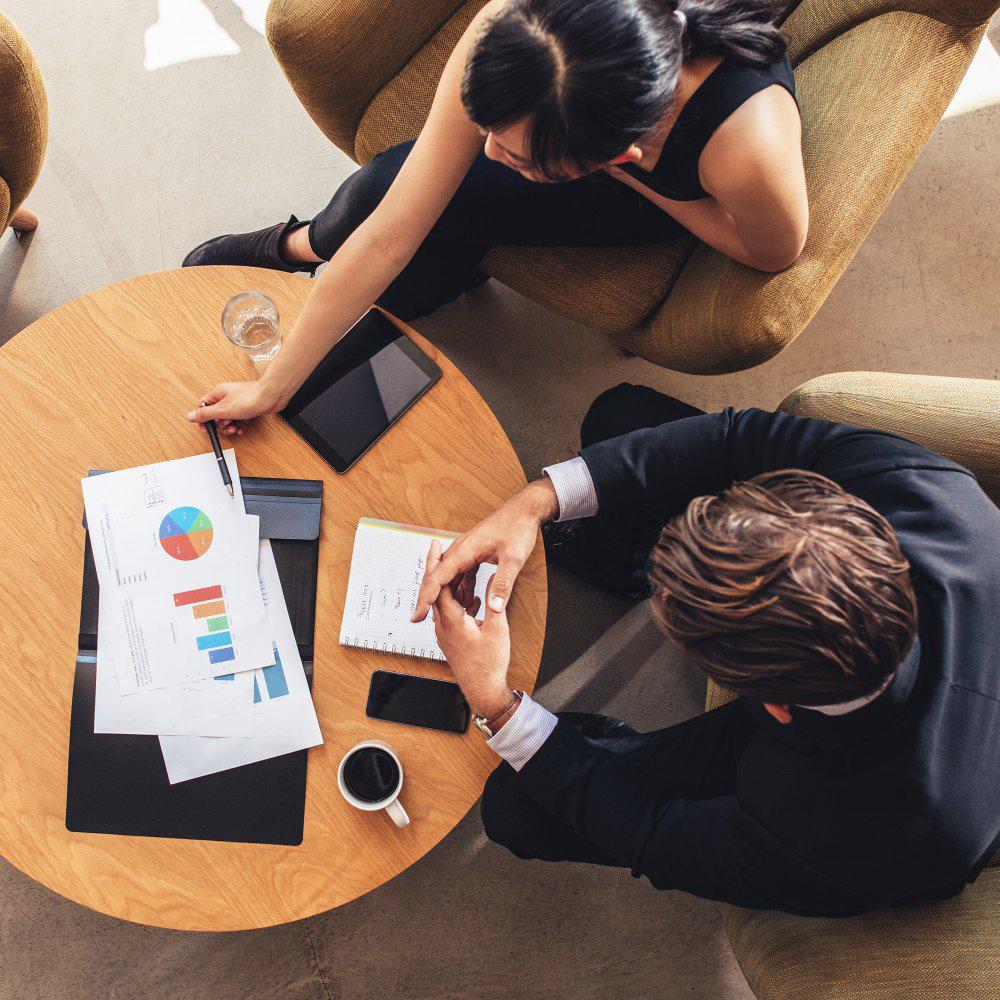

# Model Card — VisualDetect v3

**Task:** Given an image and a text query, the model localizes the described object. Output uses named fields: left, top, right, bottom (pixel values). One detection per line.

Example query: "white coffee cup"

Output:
left=337, top=740, right=410, bottom=827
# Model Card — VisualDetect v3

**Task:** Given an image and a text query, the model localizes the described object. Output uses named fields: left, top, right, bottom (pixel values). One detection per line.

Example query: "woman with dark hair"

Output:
left=184, top=0, right=806, bottom=434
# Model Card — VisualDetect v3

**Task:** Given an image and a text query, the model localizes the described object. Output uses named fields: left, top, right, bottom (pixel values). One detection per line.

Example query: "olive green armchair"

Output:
left=265, top=0, right=997, bottom=374
left=0, top=11, right=47, bottom=237
left=707, top=371, right=1000, bottom=1000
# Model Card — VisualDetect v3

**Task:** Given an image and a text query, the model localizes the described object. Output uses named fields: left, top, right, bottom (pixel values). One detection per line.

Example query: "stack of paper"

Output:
left=81, top=451, right=322, bottom=784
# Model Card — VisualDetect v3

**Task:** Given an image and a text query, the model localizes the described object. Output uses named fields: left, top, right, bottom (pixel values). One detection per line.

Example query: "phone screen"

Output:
left=366, top=670, right=470, bottom=734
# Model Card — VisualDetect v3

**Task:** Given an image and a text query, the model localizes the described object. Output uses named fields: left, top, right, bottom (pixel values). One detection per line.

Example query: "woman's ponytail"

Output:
left=675, top=0, right=786, bottom=69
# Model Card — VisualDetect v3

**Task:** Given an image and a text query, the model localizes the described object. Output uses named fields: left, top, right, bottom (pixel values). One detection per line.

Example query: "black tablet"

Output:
left=280, top=309, right=441, bottom=473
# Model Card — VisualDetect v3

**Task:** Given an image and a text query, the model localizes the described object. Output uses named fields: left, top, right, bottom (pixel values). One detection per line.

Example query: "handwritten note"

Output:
left=339, top=519, right=495, bottom=662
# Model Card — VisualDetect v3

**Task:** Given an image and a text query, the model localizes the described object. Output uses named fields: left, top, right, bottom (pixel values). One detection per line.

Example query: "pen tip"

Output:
left=227, top=484, right=235, bottom=497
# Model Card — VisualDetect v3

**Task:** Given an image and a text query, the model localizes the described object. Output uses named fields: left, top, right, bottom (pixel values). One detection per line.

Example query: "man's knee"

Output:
left=580, top=383, right=647, bottom=448
left=480, top=764, right=538, bottom=860
left=580, top=383, right=700, bottom=448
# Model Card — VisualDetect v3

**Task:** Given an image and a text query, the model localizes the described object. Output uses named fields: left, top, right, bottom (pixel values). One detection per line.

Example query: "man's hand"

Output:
left=411, top=478, right=559, bottom=623
left=429, top=542, right=513, bottom=719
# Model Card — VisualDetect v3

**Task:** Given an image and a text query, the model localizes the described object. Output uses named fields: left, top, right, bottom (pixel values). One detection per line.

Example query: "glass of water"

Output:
left=222, top=291, right=281, bottom=362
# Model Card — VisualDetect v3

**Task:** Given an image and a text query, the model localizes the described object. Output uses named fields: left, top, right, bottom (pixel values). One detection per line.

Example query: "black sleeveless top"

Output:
left=618, top=56, right=797, bottom=201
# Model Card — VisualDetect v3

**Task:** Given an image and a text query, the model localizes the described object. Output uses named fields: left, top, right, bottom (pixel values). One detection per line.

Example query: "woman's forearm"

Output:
left=655, top=198, right=760, bottom=267
left=258, top=226, right=410, bottom=409
left=663, top=190, right=805, bottom=271
left=607, top=167, right=800, bottom=272
left=664, top=197, right=802, bottom=271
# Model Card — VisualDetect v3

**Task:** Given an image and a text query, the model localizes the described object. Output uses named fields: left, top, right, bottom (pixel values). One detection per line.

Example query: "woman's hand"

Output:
left=411, top=478, right=559, bottom=623
left=186, top=381, right=280, bottom=437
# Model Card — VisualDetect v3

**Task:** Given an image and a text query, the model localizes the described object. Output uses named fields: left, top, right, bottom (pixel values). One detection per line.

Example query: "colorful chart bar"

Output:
left=197, top=631, right=232, bottom=651
left=207, top=615, right=229, bottom=632
left=262, top=647, right=289, bottom=699
left=209, top=647, right=235, bottom=664
left=215, top=672, right=235, bottom=680
left=174, top=584, right=223, bottom=607
left=193, top=600, right=226, bottom=619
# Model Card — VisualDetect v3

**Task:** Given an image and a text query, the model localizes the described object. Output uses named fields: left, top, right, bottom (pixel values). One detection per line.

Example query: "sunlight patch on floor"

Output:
left=232, top=0, right=269, bottom=36
left=143, top=0, right=267, bottom=71
left=943, top=33, right=1000, bottom=119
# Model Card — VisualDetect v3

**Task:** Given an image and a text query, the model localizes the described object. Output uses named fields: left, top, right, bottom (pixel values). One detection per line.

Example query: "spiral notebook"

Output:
left=339, top=518, right=495, bottom=662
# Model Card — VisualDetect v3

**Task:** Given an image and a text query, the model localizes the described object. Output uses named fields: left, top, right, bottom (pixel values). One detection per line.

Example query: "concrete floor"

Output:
left=1, top=3, right=998, bottom=998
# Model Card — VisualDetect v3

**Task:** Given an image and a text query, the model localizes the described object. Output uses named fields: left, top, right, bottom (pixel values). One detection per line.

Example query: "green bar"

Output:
left=207, top=615, right=229, bottom=632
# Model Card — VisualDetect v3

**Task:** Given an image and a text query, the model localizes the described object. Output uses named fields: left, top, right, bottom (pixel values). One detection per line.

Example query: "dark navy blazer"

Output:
left=514, top=409, right=1000, bottom=915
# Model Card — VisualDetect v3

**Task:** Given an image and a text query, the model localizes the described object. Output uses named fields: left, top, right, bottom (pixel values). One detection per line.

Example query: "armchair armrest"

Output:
left=266, top=0, right=468, bottom=159
left=725, top=868, right=1000, bottom=1000
left=0, top=12, right=48, bottom=229
left=781, top=372, right=1000, bottom=506
left=705, top=678, right=738, bottom=713
left=624, top=11, right=986, bottom=374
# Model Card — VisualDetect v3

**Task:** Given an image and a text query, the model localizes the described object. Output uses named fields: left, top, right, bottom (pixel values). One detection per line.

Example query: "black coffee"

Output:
left=343, top=747, right=400, bottom=803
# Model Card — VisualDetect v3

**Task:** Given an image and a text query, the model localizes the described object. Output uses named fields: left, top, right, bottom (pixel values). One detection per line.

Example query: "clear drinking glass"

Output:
left=222, top=291, right=281, bottom=362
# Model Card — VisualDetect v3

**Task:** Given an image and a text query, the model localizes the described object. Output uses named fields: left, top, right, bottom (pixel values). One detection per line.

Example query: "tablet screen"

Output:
left=279, top=310, right=441, bottom=473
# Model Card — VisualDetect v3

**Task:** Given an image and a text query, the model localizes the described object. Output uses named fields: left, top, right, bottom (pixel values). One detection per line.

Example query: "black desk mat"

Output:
left=65, top=477, right=321, bottom=846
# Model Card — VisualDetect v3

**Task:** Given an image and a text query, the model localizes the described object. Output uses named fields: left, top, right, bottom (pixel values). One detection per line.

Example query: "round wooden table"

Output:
left=0, top=267, right=546, bottom=931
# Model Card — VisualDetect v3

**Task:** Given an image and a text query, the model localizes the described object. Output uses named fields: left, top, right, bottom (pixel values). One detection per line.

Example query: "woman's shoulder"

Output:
left=705, top=55, right=796, bottom=115
left=701, top=58, right=800, bottom=160
left=698, top=60, right=804, bottom=202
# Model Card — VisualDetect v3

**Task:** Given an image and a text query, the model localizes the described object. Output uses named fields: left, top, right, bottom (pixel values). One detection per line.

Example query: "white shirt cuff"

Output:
left=543, top=456, right=599, bottom=522
left=486, top=693, right=558, bottom=772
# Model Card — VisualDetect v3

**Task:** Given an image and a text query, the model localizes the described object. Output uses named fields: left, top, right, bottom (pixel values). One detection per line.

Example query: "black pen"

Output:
left=199, top=403, right=235, bottom=498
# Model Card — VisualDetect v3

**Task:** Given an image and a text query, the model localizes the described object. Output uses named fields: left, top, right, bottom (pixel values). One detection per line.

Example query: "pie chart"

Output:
left=159, top=506, right=213, bottom=560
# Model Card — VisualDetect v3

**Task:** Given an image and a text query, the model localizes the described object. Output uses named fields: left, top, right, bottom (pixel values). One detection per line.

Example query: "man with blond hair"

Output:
left=413, top=383, right=1000, bottom=916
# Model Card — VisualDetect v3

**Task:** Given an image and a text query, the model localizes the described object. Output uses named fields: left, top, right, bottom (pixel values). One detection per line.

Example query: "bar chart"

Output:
left=253, top=644, right=289, bottom=704
left=173, top=584, right=235, bottom=666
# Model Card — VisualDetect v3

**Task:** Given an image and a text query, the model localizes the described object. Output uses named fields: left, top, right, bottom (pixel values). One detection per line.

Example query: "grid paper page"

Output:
left=339, top=519, right=496, bottom=662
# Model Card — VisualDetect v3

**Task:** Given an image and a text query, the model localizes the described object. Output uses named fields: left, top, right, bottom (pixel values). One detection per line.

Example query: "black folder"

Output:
left=66, top=475, right=323, bottom=846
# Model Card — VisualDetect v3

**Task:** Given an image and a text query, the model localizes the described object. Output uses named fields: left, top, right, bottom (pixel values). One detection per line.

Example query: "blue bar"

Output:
left=208, top=646, right=235, bottom=664
left=253, top=677, right=261, bottom=704
left=262, top=646, right=289, bottom=699
left=214, top=672, right=235, bottom=681
left=197, top=631, right=232, bottom=651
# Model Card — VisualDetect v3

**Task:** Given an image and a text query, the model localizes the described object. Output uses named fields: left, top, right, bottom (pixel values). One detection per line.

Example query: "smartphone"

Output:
left=366, top=670, right=470, bottom=735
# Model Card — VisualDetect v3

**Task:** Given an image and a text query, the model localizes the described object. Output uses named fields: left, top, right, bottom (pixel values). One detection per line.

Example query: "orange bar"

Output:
left=193, top=600, right=226, bottom=619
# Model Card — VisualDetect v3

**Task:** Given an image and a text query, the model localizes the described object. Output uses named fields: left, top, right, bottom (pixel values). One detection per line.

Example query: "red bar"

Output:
left=173, top=584, right=223, bottom=607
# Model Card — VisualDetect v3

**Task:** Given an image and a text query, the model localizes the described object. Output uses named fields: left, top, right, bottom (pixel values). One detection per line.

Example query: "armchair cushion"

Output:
left=725, top=867, right=1000, bottom=1000
left=353, top=0, right=481, bottom=162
